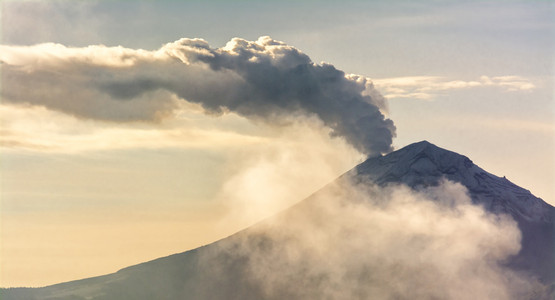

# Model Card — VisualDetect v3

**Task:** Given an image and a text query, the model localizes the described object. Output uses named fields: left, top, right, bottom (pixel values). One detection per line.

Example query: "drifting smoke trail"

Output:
left=1, top=36, right=395, bottom=156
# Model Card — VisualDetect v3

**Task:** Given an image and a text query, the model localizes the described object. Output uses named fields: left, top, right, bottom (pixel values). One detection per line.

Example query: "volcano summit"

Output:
left=3, top=141, right=553, bottom=300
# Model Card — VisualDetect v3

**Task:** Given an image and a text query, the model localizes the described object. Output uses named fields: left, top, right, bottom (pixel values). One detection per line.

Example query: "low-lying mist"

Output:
left=201, top=177, right=547, bottom=300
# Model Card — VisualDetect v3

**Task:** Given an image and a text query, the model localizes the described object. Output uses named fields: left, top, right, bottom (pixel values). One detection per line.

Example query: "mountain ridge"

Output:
left=2, top=141, right=553, bottom=299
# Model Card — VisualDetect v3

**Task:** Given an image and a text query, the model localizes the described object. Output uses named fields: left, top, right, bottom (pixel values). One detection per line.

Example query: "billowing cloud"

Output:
left=373, top=75, right=536, bottom=100
left=0, top=36, right=395, bottom=156
left=202, top=179, right=547, bottom=299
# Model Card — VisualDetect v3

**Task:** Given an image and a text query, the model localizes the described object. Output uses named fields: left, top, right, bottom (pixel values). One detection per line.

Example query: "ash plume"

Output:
left=1, top=36, right=395, bottom=155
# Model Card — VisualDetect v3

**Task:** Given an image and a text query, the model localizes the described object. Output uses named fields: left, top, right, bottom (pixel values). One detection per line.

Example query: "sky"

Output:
left=0, top=0, right=554, bottom=288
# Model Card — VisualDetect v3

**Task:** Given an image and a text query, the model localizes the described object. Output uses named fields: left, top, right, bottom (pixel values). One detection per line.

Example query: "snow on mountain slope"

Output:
left=355, top=141, right=554, bottom=222
left=2, top=141, right=553, bottom=299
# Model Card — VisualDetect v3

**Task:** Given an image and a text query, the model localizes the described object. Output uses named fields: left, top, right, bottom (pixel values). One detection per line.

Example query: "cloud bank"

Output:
left=0, top=36, right=395, bottom=156
left=373, top=75, right=536, bottom=100
left=203, top=179, right=546, bottom=300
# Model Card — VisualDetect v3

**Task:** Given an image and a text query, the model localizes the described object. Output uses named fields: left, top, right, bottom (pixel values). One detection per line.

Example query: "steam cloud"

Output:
left=202, top=178, right=546, bottom=300
left=1, top=36, right=395, bottom=155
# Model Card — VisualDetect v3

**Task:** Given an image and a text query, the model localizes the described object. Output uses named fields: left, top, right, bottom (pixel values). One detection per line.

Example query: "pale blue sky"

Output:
left=1, top=0, right=554, bottom=287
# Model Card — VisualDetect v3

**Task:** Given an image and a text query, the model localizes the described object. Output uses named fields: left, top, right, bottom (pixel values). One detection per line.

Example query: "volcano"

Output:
left=3, top=141, right=554, bottom=299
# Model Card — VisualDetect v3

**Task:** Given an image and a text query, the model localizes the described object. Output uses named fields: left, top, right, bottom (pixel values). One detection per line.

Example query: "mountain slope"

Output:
left=354, top=141, right=554, bottom=282
left=3, top=141, right=554, bottom=299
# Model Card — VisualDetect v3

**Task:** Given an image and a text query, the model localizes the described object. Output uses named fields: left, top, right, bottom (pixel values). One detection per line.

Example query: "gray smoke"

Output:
left=0, top=36, right=395, bottom=155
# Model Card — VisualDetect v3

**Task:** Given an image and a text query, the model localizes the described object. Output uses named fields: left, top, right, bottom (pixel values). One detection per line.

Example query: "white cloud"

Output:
left=203, top=179, right=547, bottom=299
left=0, top=103, right=265, bottom=154
left=372, top=75, right=536, bottom=100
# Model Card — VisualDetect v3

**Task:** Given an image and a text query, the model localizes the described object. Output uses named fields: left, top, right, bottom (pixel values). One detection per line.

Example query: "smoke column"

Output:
left=1, top=36, right=395, bottom=156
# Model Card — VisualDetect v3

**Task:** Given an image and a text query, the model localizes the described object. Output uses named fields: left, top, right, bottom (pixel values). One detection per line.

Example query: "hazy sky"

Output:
left=1, top=0, right=553, bottom=287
